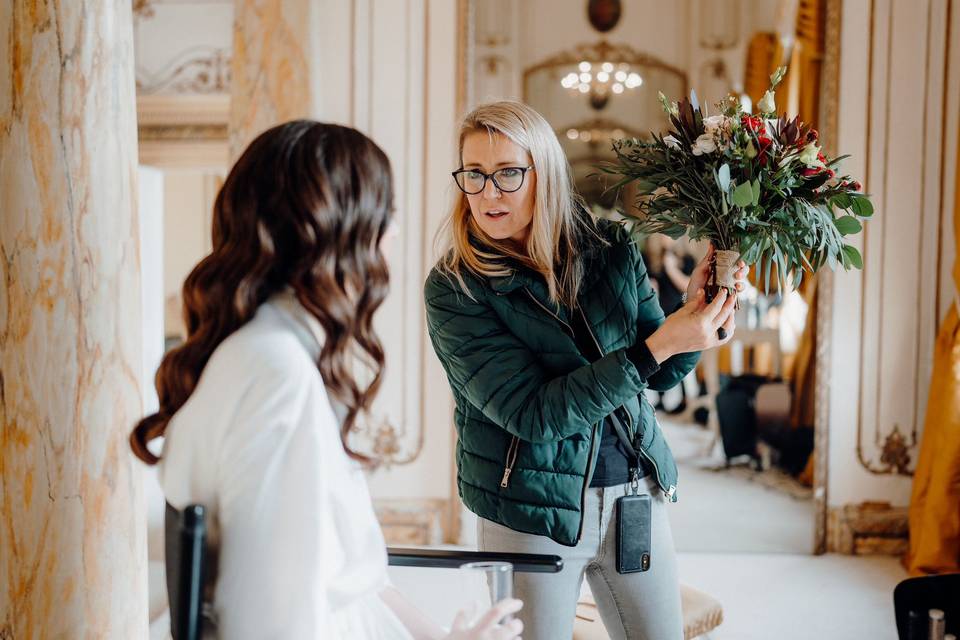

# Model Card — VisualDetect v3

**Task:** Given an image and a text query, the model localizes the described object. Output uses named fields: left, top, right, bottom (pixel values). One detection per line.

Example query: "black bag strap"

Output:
left=608, top=410, right=640, bottom=465
left=568, top=306, right=643, bottom=468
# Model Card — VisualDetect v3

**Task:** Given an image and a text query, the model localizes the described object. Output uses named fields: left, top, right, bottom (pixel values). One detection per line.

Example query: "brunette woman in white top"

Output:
left=130, top=121, right=523, bottom=640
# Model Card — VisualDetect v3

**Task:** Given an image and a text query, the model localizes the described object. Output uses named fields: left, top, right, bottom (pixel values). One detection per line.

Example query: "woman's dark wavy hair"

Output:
left=131, top=120, right=394, bottom=466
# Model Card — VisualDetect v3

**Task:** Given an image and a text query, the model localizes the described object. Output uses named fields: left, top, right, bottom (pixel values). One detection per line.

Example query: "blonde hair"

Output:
left=435, top=100, right=597, bottom=308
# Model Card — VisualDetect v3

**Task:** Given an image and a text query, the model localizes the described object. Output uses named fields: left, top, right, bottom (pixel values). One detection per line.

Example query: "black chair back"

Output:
left=893, top=573, right=960, bottom=639
left=164, top=502, right=564, bottom=639
left=165, top=503, right=209, bottom=640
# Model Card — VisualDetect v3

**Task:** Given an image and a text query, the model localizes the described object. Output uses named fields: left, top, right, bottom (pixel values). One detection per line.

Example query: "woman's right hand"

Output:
left=445, top=599, right=524, bottom=640
left=645, top=288, right=736, bottom=363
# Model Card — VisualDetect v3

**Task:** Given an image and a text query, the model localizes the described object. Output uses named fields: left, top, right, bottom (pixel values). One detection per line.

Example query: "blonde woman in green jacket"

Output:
left=425, top=101, right=746, bottom=640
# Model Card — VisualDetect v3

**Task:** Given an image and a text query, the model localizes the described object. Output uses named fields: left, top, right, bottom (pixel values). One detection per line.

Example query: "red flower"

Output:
left=801, top=166, right=834, bottom=179
left=806, top=129, right=819, bottom=142
left=756, top=134, right=773, bottom=166
left=741, top=115, right=763, bottom=132
left=817, top=151, right=827, bottom=164
left=851, top=181, right=862, bottom=191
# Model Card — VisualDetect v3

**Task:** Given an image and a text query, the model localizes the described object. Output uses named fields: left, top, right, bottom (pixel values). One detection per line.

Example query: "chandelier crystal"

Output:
left=560, top=60, right=643, bottom=110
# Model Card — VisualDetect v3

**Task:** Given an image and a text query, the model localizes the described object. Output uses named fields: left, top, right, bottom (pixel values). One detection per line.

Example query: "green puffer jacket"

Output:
left=424, top=221, right=700, bottom=546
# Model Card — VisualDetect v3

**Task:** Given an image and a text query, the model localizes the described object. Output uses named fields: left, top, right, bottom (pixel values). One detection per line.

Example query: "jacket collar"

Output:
left=486, top=229, right=609, bottom=304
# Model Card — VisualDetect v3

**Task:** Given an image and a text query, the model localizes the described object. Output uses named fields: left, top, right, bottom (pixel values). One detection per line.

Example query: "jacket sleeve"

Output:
left=424, top=271, right=648, bottom=444
left=631, top=241, right=701, bottom=391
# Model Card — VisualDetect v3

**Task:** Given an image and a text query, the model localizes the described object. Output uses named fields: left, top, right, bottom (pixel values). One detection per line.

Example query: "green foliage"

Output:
left=599, top=70, right=873, bottom=294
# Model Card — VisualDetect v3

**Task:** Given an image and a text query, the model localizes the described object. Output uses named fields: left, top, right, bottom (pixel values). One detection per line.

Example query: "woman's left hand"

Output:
left=687, top=244, right=748, bottom=304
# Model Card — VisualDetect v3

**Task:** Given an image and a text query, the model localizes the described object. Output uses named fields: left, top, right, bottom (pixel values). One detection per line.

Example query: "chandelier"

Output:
left=525, top=41, right=686, bottom=118
left=560, top=60, right=643, bottom=110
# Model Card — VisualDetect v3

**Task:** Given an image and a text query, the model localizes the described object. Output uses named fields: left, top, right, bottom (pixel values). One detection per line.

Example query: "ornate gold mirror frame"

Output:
left=811, top=0, right=841, bottom=555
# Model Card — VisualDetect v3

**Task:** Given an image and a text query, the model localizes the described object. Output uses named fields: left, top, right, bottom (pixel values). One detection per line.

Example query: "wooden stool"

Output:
left=573, top=583, right=724, bottom=639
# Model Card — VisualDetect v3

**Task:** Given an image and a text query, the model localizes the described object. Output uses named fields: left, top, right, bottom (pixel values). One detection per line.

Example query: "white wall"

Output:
left=139, top=166, right=165, bottom=412
left=134, top=0, right=232, bottom=93
left=827, top=0, right=960, bottom=507
left=361, top=0, right=460, bottom=505
left=159, top=171, right=220, bottom=338
left=283, top=0, right=460, bottom=505
left=137, top=166, right=169, bottom=579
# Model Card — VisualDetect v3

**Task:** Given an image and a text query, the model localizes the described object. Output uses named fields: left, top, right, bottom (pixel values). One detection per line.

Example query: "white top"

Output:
left=160, top=292, right=411, bottom=639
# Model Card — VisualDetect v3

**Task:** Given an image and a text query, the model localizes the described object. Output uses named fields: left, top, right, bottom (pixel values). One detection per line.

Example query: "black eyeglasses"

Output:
left=451, top=166, right=534, bottom=195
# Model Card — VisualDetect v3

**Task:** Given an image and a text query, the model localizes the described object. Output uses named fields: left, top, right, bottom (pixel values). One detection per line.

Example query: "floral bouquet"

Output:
left=601, top=67, right=873, bottom=301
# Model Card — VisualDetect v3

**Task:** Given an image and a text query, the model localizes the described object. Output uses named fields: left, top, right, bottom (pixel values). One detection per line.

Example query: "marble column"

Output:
left=229, top=0, right=323, bottom=159
left=0, top=1, right=147, bottom=636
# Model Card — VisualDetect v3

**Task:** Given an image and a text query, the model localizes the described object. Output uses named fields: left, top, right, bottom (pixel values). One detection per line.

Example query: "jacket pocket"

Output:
left=500, top=436, right=520, bottom=488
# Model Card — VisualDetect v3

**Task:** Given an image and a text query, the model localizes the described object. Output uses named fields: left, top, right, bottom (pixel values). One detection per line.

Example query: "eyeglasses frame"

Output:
left=451, top=165, right=535, bottom=195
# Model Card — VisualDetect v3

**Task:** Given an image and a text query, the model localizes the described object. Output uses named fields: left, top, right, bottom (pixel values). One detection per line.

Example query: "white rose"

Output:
left=703, top=115, right=727, bottom=133
left=663, top=134, right=682, bottom=150
left=691, top=133, right=718, bottom=156
left=758, top=90, right=776, bottom=114
left=798, top=141, right=823, bottom=167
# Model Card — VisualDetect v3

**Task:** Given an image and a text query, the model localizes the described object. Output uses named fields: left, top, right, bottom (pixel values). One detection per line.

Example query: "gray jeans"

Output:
left=477, top=476, right=683, bottom=640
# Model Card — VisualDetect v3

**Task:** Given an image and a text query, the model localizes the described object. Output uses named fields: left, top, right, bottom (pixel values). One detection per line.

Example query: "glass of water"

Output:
left=458, top=561, right=514, bottom=626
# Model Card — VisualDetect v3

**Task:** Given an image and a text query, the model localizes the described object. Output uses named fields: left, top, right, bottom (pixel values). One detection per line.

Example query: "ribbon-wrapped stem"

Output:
left=705, top=249, right=740, bottom=338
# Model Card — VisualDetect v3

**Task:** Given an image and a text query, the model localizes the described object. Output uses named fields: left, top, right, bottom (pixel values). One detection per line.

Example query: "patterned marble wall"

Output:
left=0, top=1, right=147, bottom=635
left=229, top=0, right=315, bottom=158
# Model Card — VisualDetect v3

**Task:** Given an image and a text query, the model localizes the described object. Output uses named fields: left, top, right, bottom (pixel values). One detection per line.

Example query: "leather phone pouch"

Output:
left=616, top=492, right=652, bottom=574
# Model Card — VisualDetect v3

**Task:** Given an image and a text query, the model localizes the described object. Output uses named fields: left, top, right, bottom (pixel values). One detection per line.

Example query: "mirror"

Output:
left=461, top=0, right=834, bottom=555
left=523, top=41, right=686, bottom=211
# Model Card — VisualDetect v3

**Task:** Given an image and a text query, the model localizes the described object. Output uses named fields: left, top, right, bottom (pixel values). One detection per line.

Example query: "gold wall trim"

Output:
left=826, top=503, right=909, bottom=555
left=934, top=0, right=955, bottom=333
left=138, top=124, right=227, bottom=141
left=375, top=499, right=449, bottom=545
left=813, top=0, right=841, bottom=556
left=136, top=93, right=230, bottom=126
left=521, top=40, right=688, bottom=92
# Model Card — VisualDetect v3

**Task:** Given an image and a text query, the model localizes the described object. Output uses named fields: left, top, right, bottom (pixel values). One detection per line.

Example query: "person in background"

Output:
left=643, top=234, right=700, bottom=413
left=645, top=234, right=696, bottom=317
left=130, top=120, right=522, bottom=640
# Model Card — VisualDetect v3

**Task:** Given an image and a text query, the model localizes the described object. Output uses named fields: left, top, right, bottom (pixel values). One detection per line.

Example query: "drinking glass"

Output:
left=458, top=561, right=514, bottom=626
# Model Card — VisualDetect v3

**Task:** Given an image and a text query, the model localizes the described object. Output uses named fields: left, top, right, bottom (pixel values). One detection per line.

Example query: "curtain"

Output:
left=905, top=127, right=960, bottom=575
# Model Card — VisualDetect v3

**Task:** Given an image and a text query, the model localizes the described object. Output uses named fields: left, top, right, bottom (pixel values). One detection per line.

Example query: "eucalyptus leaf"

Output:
left=718, top=164, right=731, bottom=193
left=834, top=216, right=862, bottom=235
left=842, top=244, right=863, bottom=269
left=732, top=182, right=754, bottom=208
left=831, top=193, right=853, bottom=210
left=850, top=196, right=874, bottom=218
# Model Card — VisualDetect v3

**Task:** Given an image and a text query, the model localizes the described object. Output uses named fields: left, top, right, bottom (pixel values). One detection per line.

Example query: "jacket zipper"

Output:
left=500, top=436, right=520, bottom=487
left=623, top=399, right=673, bottom=499
left=522, top=289, right=599, bottom=543
left=577, top=307, right=674, bottom=501
left=523, top=289, right=574, bottom=337
left=500, top=291, right=574, bottom=490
